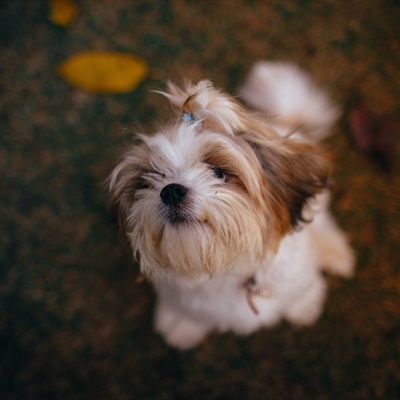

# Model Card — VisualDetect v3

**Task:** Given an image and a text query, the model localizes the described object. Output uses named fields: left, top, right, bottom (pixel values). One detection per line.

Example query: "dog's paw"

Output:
left=155, top=302, right=210, bottom=350
left=311, top=208, right=356, bottom=278
left=320, top=233, right=356, bottom=278
left=284, top=277, right=326, bottom=326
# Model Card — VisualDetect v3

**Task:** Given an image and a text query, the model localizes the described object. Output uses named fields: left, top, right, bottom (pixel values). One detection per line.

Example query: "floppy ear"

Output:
left=108, top=159, right=136, bottom=234
left=108, top=141, right=150, bottom=233
left=245, top=134, right=331, bottom=229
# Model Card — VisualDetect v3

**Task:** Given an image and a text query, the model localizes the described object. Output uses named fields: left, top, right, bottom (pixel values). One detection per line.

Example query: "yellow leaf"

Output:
left=58, top=51, right=149, bottom=94
left=49, top=0, right=79, bottom=27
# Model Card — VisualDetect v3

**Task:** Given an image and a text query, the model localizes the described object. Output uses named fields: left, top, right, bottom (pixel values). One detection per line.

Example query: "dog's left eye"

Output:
left=212, top=167, right=226, bottom=180
left=135, top=177, right=151, bottom=190
left=135, top=171, right=165, bottom=190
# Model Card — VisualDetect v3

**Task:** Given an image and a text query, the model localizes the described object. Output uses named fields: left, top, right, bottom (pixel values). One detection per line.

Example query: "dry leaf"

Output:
left=49, top=0, right=78, bottom=27
left=58, top=51, right=148, bottom=94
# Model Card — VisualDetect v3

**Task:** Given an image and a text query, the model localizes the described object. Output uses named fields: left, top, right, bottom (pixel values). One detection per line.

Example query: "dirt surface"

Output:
left=1, top=1, right=400, bottom=399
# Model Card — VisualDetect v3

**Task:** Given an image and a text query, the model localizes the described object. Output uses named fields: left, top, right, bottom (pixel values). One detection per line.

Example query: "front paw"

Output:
left=155, top=302, right=210, bottom=350
left=321, top=234, right=356, bottom=278
left=284, top=276, right=327, bottom=326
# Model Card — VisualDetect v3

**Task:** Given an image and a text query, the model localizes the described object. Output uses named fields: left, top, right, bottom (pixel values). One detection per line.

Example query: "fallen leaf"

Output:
left=49, top=0, right=79, bottom=27
left=58, top=51, right=148, bottom=94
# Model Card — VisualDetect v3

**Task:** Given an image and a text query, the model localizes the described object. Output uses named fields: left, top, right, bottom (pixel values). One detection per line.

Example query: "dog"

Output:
left=109, top=62, right=355, bottom=349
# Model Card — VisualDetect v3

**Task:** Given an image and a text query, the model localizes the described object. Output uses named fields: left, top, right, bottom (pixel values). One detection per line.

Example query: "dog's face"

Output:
left=110, top=81, right=330, bottom=279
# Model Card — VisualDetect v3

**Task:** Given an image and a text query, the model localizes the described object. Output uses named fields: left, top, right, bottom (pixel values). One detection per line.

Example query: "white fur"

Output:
left=154, top=193, right=354, bottom=349
left=239, top=61, right=340, bottom=141
left=110, top=62, right=355, bottom=350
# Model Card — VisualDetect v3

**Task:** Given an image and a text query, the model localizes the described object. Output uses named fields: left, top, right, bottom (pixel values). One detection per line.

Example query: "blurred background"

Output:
left=1, top=1, right=399, bottom=399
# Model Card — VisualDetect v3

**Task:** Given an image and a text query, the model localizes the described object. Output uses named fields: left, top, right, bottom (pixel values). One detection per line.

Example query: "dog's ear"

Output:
left=245, top=134, right=331, bottom=230
left=108, top=141, right=150, bottom=234
left=108, top=161, right=134, bottom=234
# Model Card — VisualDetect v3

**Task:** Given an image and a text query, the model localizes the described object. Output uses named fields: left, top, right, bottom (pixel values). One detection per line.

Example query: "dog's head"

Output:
left=110, top=80, right=330, bottom=279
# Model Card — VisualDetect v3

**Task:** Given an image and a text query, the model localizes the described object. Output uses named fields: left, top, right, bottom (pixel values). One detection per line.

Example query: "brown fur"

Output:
left=242, top=133, right=331, bottom=230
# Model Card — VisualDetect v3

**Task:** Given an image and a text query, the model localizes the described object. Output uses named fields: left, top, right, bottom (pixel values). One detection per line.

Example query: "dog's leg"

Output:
left=154, top=300, right=211, bottom=350
left=284, top=275, right=327, bottom=326
left=311, top=210, right=355, bottom=278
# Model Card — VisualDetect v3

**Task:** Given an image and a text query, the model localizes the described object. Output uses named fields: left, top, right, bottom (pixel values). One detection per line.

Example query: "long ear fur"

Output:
left=242, top=131, right=331, bottom=229
left=108, top=140, right=150, bottom=233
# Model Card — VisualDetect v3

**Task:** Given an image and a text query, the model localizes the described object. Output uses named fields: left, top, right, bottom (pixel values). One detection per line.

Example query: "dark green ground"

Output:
left=1, top=1, right=400, bottom=399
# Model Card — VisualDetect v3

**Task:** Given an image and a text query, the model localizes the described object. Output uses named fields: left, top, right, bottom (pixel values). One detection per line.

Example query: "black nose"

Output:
left=160, top=183, right=188, bottom=207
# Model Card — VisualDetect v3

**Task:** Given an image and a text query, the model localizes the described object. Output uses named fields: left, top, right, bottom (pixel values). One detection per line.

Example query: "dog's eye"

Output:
left=135, top=177, right=151, bottom=190
left=135, top=171, right=166, bottom=190
left=212, top=167, right=226, bottom=180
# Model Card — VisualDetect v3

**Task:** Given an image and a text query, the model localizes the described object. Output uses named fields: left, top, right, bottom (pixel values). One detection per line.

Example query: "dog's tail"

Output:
left=239, top=61, right=340, bottom=142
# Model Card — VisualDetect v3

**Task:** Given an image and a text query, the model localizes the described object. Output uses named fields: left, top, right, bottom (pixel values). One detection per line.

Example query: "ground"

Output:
left=1, top=1, right=400, bottom=399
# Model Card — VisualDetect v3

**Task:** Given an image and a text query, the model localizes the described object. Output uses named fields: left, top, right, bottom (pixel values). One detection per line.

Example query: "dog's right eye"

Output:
left=212, top=167, right=226, bottom=180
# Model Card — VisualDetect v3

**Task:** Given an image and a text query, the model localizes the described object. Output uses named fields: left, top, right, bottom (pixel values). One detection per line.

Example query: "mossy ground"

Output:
left=1, top=1, right=399, bottom=399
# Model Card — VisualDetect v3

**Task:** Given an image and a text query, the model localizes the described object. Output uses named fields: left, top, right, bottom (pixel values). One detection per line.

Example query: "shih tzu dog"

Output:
left=109, top=62, right=355, bottom=349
